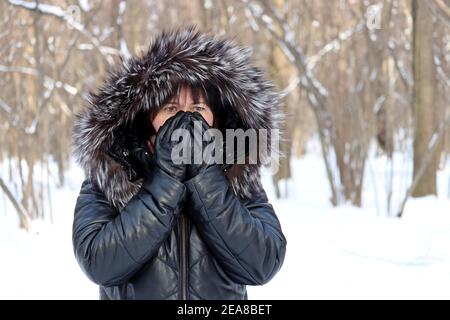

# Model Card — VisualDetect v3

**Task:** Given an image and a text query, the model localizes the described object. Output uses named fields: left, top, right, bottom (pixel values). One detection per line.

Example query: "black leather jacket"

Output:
left=72, top=165, right=287, bottom=300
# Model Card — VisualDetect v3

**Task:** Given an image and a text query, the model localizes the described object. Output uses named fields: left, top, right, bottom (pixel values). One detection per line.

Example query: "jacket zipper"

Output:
left=179, top=213, right=189, bottom=300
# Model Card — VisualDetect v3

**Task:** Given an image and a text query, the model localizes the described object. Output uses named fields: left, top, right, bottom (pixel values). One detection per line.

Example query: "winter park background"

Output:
left=2, top=142, right=450, bottom=299
left=2, top=0, right=450, bottom=299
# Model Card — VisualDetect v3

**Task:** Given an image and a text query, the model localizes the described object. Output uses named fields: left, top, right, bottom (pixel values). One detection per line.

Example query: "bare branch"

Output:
left=0, top=177, right=31, bottom=230
left=117, top=0, right=130, bottom=58
left=397, top=109, right=450, bottom=217
left=0, top=97, right=12, bottom=114
left=242, top=0, right=328, bottom=102
left=387, top=40, right=413, bottom=91
left=0, top=65, right=78, bottom=96
left=434, top=0, right=450, bottom=18
left=7, top=0, right=119, bottom=64
left=242, top=0, right=350, bottom=205
left=306, top=19, right=366, bottom=72
left=280, top=18, right=365, bottom=97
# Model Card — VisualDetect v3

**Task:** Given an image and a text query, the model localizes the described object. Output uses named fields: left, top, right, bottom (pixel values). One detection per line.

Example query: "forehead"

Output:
left=168, top=85, right=207, bottom=102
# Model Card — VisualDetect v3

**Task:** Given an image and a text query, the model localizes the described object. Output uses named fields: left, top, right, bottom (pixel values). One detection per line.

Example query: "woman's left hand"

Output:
left=185, top=112, right=218, bottom=180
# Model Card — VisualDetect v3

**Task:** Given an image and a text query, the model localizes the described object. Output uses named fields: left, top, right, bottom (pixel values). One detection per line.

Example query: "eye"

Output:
left=163, top=104, right=178, bottom=113
left=192, top=104, right=208, bottom=112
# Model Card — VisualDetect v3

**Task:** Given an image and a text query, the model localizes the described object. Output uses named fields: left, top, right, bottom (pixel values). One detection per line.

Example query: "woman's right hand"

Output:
left=153, top=111, right=190, bottom=182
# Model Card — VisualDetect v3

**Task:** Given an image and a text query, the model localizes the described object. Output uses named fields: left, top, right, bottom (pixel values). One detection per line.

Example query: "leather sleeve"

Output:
left=185, top=165, right=287, bottom=285
left=72, top=167, right=186, bottom=287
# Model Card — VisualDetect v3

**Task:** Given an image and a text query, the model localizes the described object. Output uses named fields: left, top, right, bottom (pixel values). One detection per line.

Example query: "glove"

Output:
left=108, top=131, right=153, bottom=182
left=222, top=136, right=249, bottom=172
left=153, top=111, right=191, bottom=181
left=185, top=112, right=220, bottom=180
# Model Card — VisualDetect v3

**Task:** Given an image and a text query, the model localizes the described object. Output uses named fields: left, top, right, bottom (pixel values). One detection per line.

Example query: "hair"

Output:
left=131, top=81, right=226, bottom=142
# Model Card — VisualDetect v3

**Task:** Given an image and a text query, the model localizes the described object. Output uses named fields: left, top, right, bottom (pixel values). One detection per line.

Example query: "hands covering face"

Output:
left=154, top=111, right=218, bottom=181
left=110, top=111, right=236, bottom=183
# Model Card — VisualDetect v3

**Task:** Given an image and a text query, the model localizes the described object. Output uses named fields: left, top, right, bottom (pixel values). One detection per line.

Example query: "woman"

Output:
left=72, top=26, right=287, bottom=300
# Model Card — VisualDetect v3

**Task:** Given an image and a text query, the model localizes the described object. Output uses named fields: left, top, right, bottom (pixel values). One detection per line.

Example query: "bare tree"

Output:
left=1, top=0, right=450, bottom=226
left=243, top=0, right=368, bottom=206
left=411, top=0, right=437, bottom=197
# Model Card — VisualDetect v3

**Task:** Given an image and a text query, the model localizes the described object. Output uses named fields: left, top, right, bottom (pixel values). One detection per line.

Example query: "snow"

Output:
left=0, top=97, right=12, bottom=113
left=247, top=146, right=450, bottom=299
left=429, top=133, right=439, bottom=149
left=119, top=38, right=130, bottom=59
left=78, top=0, right=91, bottom=12
left=373, top=95, right=386, bottom=113
left=261, top=14, right=273, bottom=28
left=117, top=0, right=127, bottom=31
left=1, top=143, right=450, bottom=299
left=277, top=41, right=296, bottom=64
left=0, top=160, right=96, bottom=299
left=244, top=8, right=260, bottom=32
left=204, top=0, right=213, bottom=10
left=247, top=1, right=264, bottom=18
left=7, top=0, right=66, bottom=17
left=308, top=92, right=319, bottom=107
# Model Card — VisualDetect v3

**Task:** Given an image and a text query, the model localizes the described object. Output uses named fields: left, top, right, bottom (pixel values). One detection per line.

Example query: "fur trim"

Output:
left=72, top=25, right=283, bottom=210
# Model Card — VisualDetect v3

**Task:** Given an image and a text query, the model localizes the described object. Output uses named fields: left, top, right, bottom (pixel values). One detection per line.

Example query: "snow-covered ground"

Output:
left=0, top=162, right=97, bottom=299
left=251, top=152, right=450, bottom=299
left=1, top=147, right=450, bottom=299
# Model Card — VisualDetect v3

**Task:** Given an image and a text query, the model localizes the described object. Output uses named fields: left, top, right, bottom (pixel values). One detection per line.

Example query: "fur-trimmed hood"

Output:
left=72, top=25, right=283, bottom=210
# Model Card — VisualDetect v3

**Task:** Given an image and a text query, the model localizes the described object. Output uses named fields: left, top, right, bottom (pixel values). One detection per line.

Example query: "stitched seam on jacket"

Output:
left=93, top=225, right=143, bottom=285
left=235, top=233, right=259, bottom=257
left=161, top=287, right=180, bottom=300
left=116, top=213, right=147, bottom=265
left=188, top=286, right=205, bottom=300
left=155, top=256, right=179, bottom=275
left=76, top=189, right=142, bottom=286
left=190, top=181, right=260, bottom=285
left=189, top=253, right=208, bottom=269
left=99, top=259, right=143, bottom=286
left=136, top=192, right=172, bottom=228
left=146, top=169, right=186, bottom=210
left=119, top=208, right=173, bottom=266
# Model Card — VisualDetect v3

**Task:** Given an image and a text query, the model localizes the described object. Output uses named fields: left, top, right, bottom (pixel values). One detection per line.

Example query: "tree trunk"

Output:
left=269, top=0, right=297, bottom=198
left=411, top=0, right=437, bottom=197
